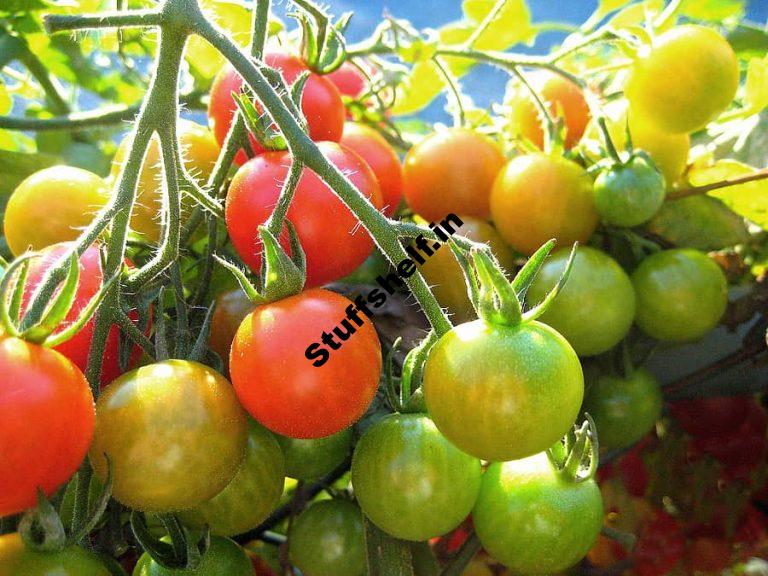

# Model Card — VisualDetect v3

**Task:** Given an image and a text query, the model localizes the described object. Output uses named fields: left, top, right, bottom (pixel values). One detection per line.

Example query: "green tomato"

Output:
left=423, top=320, right=584, bottom=462
left=179, top=421, right=285, bottom=536
left=473, top=453, right=604, bottom=575
left=593, top=155, right=666, bottom=227
left=584, top=368, right=662, bottom=450
left=0, top=533, right=111, bottom=576
left=133, top=536, right=254, bottom=576
left=89, top=360, right=249, bottom=512
left=527, top=246, right=636, bottom=357
left=288, top=500, right=365, bottom=576
left=276, top=428, right=351, bottom=481
left=632, top=249, right=727, bottom=342
left=351, top=413, right=481, bottom=541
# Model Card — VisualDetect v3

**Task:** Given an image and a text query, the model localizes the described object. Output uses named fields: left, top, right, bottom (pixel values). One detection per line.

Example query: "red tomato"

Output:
left=23, top=243, right=141, bottom=386
left=229, top=288, right=381, bottom=438
left=207, top=52, right=345, bottom=164
left=670, top=396, right=754, bottom=438
left=326, top=62, right=368, bottom=99
left=340, top=122, right=403, bottom=215
left=225, top=142, right=383, bottom=288
left=633, top=511, right=685, bottom=576
left=0, top=337, right=95, bottom=516
left=685, top=537, right=731, bottom=574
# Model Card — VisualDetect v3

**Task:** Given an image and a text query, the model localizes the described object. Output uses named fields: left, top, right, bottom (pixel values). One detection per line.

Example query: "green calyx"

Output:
left=547, top=415, right=599, bottom=484
left=131, top=511, right=210, bottom=571
left=291, top=0, right=350, bottom=74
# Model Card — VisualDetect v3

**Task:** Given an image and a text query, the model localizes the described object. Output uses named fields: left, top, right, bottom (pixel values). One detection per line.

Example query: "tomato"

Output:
left=625, top=25, right=739, bottom=134
left=669, top=396, right=754, bottom=438
left=417, top=216, right=516, bottom=324
left=230, top=288, right=381, bottom=439
left=632, top=511, right=685, bottom=576
left=225, top=142, right=382, bottom=288
left=505, top=71, right=590, bottom=149
left=89, top=360, right=248, bottom=512
left=0, top=337, right=94, bottom=517
left=209, top=288, right=255, bottom=373
left=24, top=242, right=141, bottom=386
left=340, top=122, right=403, bottom=215
left=325, top=62, right=367, bottom=99
left=423, top=319, right=583, bottom=462
left=685, top=537, right=731, bottom=574
left=133, top=536, right=254, bottom=576
left=207, top=53, right=344, bottom=164
left=4, top=166, right=109, bottom=256
left=526, top=246, right=635, bottom=357
left=490, top=153, right=597, bottom=256
left=276, top=427, right=351, bottom=481
left=351, top=413, right=482, bottom=541
left=593, top=155, right=666, bottom=227
left=584, top=368, right=662, bottom=450
left=288, top=500, right=365, bottom=576
left=403, top=128, right=506, bottom=221
left=689, top=401, right=767, bottom=470
left=472, top=452, right=604, bottom=574
left=179, top=421, right=285, bottom=536
left=111, top=119, right=219, bottom=243
left=632, top=249, right=728, bottom=342
left=0, top=533, right=110, bottom=576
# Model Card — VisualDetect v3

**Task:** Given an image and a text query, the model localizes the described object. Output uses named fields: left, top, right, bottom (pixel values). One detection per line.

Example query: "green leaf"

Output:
left=680, top=0, right=745, bottom=23
left=0, top=149, right=60, bottom=200
left=728, top=23, right=768, bottom=59
left=364, top=516, right=415, bottom=576
left=743, top=55, right=768, bottom=116
left=463, top=0, right=535, bottom=50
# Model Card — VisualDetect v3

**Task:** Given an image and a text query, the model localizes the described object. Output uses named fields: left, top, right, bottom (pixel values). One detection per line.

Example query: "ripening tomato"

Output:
left=593, top=155, right=666, bottom=228
left=23, top=242, right=142, bottom=386
left=230, top=289, right=381, bottom=439
left=685, top=537, right=732, bottom=574
left=417, top=216, right=516, bottom=324
left=490, top=153, right=597, bottom=256
left=669, top=396, right=754, bottom=439
left=340, top=122, right=403, bottom=215
left=632, top=249, right=728, bottom=342
left=209, top=288, right=255, bottom=373
left=625, top=25, right=739, bottom=134
left=208, top=53, right=345, bottom=164
left=0, top=533, right=110, bottom=576
left=111, top=119, right=220, bottom=243
left=473, top=452, right=604, bottom=574
left=276, top=427, right=351, bottom=481
left=289, top=500, right=365, bottom=576
left=632, top=511, right=685, bottom=576
left=133, top=536, right=254, bottom=576
left=225, top=142, right=383, bottom=288
left=89, top=360, right=248, bottom=512
left=526, top=246, right=635, bottom=357
left=584, top=368, right=662, bottom=450
left=351, top=413, right=482, bottom=541
left=0, top=337, right=95, bottom=517
left=179, top=420, right=285, bottom=536
left=4, top=166, right=109, bottom=256
left=325, top=62, right=367, bottom=99
left=505, top=71, right=590, bottom=149
left=403, top=128, right=506, bottom=221
left=423, top=319, right=584, bottom=462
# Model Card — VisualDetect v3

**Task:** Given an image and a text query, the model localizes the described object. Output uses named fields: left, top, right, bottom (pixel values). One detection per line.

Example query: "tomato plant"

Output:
left=0, top=533, right=110, bottom=576
left=134, top=536, right=254, bottom=576
left=593, top=154, right=666, bottom=228
left=277, top=427, right=351, bottom=480
left=209, top=288, right=255, bottom=373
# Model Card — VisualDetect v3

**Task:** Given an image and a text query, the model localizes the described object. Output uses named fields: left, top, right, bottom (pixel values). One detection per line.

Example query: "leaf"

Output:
left=688, top=159, right=768, bottom=229
left=606, top=0, right=664, bottom=29
left=728, top=24, right=768, bottom=59
left=391, top=60, right=444, bottom=117
left=463, top=0, right=535, bottom=51
left=743, top=55, right=768, bottom=116
left=364, top=516, right=415, bottom=576
left=595, top=0, right=632, bottom=16
left=0, top=149, right=60, bottom=200
left=185, top=0, right=252, bottom=80
left=680, top=0, right=745, bottom=23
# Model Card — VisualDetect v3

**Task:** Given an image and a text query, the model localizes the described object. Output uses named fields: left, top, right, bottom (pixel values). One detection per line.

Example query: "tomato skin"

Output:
left=417, top=216, right=516, bottom=324
left=685, top=537, right=731, bottom=574
left=209, top=288, right=255, bottom=374
left=340, top=122, right=403, bottom=215
left=225, top=142, right=382, bottom=288
left=689, top=401, right=767, bottom=470
left=490, top=153, right=597, bottom=256
left=505, top=72, right=590, bottom=149
left=24, top=242, right=141, bottom=386
left=179, top=421, right=285, bottom=537
left=89, top=360, right=248, bottom=512
left=527, top=246, right=635, bottom=357
left=669, top=396, right=754, bottom=439
left=0, top=337, right=95, bottom=517
left=626, top=25, right=739, bottom=134
left=4, top=166, right=109, bottom=256
left=423, top=319, right=584, bottom=462
left=133, top=537, right=254, bottom=576
left=633, top=511, right=685, bottom=576
left=584, top=368, right=662, bottom=450
left=593, top=155, right=666, bottom=228
left=0, top=533, right=110, bottom=576
left=111, top=120, right=220, bottom=243
left=207, top=53, right=344, bottom=164
left=289, top=500, right=365, bottom=576
left=276, top=427, right=351, bottom=480
left=351, top=413, right=482, bottom=541
left=403, top=128, right=506, bottom=221
left=472, top=453, right=603, bottom=574
left=325, top=62, right=367, bottom=99
left=230, top=289, right=381, bottom=439
left=632, top=249, right=728, bottom=342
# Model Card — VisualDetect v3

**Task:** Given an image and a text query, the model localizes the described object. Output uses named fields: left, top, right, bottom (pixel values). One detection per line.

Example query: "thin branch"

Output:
left=44, top=10, right=161, bottom=34
left=668, top=168, right=768, bottom=200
